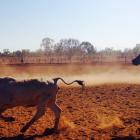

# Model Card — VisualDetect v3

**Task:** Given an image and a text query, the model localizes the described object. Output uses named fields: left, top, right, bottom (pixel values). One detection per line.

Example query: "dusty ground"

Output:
left=0, top=64, right=140, bottom=139
left=0, top=84, right=139, bottom=140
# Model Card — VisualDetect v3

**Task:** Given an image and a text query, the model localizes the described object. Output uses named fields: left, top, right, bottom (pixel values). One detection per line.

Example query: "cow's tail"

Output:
left=53, top=77, right=85, bottom=91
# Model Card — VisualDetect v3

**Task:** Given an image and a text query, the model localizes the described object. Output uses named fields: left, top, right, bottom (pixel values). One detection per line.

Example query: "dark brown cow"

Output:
left=132, top=54, right=140, bottom=65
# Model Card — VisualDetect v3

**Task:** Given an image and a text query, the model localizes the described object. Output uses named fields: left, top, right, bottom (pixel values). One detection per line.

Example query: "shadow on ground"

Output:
left=0, top=128, right=58, bottom=140
left=111, top=135, right=137, bottom=140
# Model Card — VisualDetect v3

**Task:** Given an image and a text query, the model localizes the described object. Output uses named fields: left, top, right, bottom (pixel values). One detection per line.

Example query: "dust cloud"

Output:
left=0, top=64, right=140, bottom=85
left=60, top=116, right=75, bottom=129
left=96, top=114, right=124, bottom=129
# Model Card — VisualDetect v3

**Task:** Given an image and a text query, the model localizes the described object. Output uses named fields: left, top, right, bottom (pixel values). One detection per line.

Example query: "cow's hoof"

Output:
left=43, top=128, right=58, bottom=135
left=53, top=128, right=59, bottom=133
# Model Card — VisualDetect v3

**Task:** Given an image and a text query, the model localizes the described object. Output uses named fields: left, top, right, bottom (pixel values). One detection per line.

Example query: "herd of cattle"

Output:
left=0, top=77, right=84, bottom=133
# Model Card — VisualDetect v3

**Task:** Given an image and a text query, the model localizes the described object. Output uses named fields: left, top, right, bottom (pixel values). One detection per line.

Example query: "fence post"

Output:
left=124, top=56, right=126, bottom=64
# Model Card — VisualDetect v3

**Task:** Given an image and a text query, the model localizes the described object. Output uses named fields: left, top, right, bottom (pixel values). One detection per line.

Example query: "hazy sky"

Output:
left=0, top=0, right=140, bottom=51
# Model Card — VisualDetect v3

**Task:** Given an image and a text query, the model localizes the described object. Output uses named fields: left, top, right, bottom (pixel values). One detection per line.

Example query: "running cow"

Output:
left=0, top=77, right=85, bottom=133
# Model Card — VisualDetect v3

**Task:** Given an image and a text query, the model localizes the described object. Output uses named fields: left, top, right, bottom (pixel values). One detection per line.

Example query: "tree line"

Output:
left=1, top=37, right=140, bottom=58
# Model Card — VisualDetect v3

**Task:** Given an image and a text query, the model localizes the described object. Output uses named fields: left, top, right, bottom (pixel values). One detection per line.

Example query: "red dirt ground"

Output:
left=0, top=84, right=139, bottom=140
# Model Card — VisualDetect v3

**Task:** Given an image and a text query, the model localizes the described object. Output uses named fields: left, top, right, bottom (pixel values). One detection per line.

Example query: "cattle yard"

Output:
left=0, top=64, right=140, bottom=140
left=0, top=55, right=135, bottom=65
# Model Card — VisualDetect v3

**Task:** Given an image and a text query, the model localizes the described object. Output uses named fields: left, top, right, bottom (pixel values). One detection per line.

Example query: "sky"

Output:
left=0, top=0, right=140, bottom=52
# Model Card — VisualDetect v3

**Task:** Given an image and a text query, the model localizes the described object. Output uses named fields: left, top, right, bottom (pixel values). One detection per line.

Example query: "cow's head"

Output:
left=132, top=54, right=140, bottom=66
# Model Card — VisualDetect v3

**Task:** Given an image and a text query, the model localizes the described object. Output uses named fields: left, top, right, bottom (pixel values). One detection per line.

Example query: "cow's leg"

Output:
left=49, top=103, right=62, bottom=130
left=0, top=108, right=5, bottom=115
left=0, top=108, right=15, bottom=122
left=0, top=108, right=6, bottom=118
left=20, top=104, right=46, bottom=133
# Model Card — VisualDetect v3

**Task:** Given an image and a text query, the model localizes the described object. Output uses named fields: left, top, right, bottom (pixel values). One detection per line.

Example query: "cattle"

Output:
left=0, top=77, right=16, bottom=88
left=0, top=77, right=84, bottom=133
left=132, top=54, right=140, bottom=65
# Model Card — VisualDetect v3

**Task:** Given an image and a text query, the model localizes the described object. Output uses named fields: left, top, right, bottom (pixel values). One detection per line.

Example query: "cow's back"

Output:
left=0, top=78, right=55, bottom=108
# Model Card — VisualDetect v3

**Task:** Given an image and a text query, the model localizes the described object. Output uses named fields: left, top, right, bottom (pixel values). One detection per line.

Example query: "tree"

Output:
left=133, top=44, right=140, bottom=56
left=40, top=37, right=54, bottom=55
left=100, top=47, right=115, bottom=55
left=54, top=43, right=64, bottom=56
left=57, top=38, right=80, bottom=56
left=22, top=49, right=30, bottom=56
left=13, top=50, right=22, bottom=57
left=59, top=38, right=79, bottom=48
left=80, top=41, right=96, bottom=55
left=35, top=49, right=44, bottom=56
left=2, top=49, right=10, bottom=56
